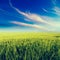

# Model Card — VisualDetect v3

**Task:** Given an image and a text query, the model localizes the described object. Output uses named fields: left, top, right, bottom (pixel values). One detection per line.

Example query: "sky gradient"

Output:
left=0, top=0, right=60, bottom=32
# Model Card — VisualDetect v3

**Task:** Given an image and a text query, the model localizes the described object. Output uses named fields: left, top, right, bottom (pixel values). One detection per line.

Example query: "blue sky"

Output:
left=0, top=0, right=60, bottom=32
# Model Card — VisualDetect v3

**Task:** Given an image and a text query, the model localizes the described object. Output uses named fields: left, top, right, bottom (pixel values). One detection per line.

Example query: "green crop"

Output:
left=0, top=32, right=60, bottom=60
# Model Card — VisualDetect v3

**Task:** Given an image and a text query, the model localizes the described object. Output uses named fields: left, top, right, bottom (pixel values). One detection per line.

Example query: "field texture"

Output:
left=0, top=32, right=60, bottom=60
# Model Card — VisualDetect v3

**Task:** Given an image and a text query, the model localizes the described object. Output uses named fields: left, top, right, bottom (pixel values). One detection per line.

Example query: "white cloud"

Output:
left=13, top=8, right=55, bottom=26
left=42, top=15, right=60, bottom=28
left=10, top=21, right=50, bottom=31
left=53, top=6, right=60, bottom=16
left=51, top=0, right=60, bottom=16
left=9, top=0, right=60, bottom=31
left=9, top=0, right=55, bottom=26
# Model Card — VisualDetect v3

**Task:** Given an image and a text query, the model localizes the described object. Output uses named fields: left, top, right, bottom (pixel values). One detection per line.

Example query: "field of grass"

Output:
left=0, top=32, right=60, bottom=60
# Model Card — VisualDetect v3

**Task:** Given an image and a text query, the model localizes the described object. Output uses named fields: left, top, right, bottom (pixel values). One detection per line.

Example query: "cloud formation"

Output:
left=53, top=6, right=60, bottom=16
left=10, top=21, right=49, bottom=31
left=41, top=0, right=60, bottom=29
left=8, top=0, right=60, bottom=31
left=12, top=8, right=55, bottom=26
left=9, top=0, right=55, bottom=26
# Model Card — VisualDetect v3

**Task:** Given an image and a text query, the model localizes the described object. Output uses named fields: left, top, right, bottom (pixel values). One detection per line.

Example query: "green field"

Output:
left=0, top=32, right=60, bottom=60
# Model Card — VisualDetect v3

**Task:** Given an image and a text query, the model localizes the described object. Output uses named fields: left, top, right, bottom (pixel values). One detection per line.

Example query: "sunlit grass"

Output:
left=0, top=32, right=60, bottom=60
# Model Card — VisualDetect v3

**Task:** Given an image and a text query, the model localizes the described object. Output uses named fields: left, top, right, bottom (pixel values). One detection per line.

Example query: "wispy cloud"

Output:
left=10, top=21, right=50, bottom=31
left=9, top=0, right=55, bottom=26
left=8, top=0, right=59, bottom=31
left=42, top=8, right=48, bottom=13
left=53, top=6, right=60, bottom=16
left=51, top=0, right=60, bottom=16
left=12, top=8, right=55, bottom=26
left=42, top=0, right=60, bottom=28
left=41, top=15, right=60, bottom=30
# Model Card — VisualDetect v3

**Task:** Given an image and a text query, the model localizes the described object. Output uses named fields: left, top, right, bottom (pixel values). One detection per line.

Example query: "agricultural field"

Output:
left=0, top=32, right=60, bottom=60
